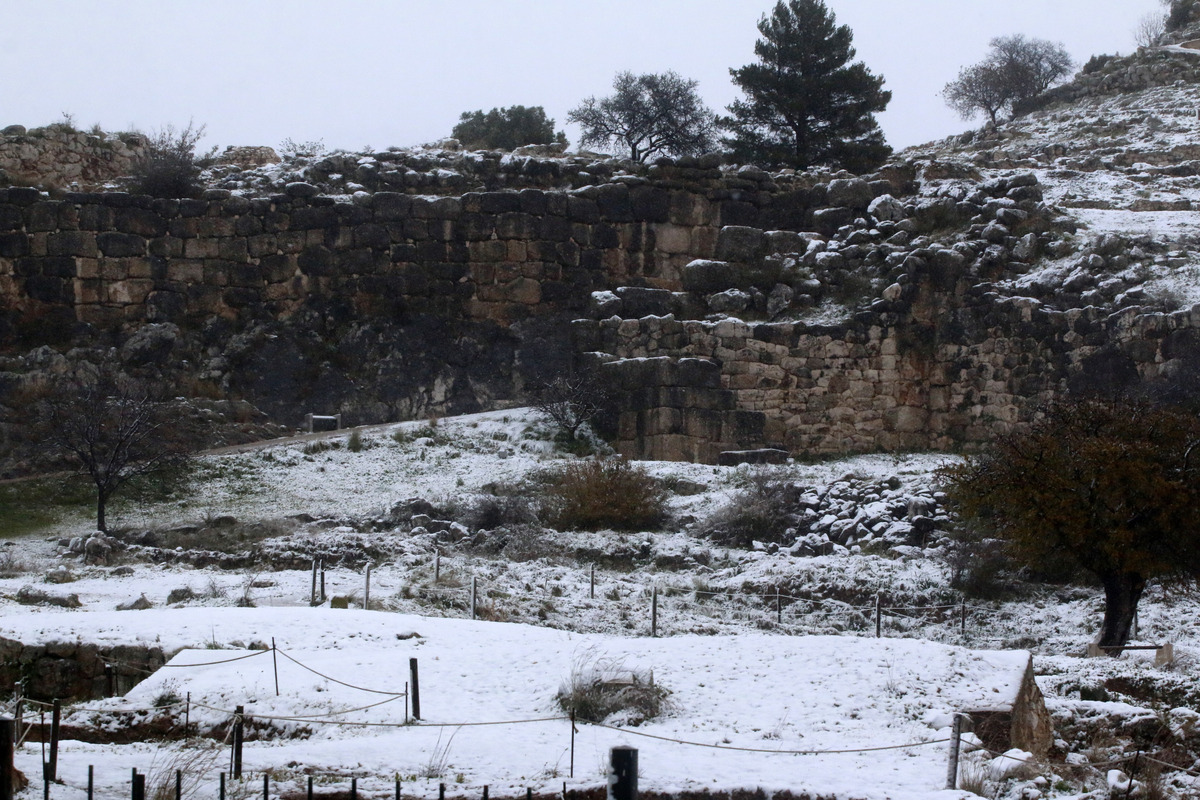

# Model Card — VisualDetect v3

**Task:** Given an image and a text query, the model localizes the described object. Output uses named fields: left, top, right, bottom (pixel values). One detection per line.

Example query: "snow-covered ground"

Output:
left=2, top=409, right=1199, bottom=799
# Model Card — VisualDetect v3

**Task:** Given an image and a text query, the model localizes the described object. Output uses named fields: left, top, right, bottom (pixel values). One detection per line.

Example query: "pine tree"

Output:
left=723, top=0, right=891, bottom=172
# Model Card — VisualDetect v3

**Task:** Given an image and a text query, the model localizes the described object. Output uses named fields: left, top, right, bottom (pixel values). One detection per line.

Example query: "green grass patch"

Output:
left=0, top=474, right=96, bottom=538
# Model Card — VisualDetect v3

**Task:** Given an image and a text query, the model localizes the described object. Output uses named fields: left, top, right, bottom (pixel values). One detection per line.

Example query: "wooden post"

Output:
left=438, top=784, right=445, bottom=800
left=776, top=587, right=782, bottom=624
left=435, top=549, right=441, bottom=583
left=482, top=787, right=488, bottom=800
left=396, top=777, right=401, bottom=800
left=272, top=639, right=280, bottom=697
left=233, top=706, right=244, bottom=779
left=409, top=659, right=421, bottom=720
left=184, top=692, right=191, bottom=739
left=48, top=699, right=60, bottom=782
left=12, top=684, right=21, bottom=730
left=471, top=577, right=477, bottom=620
left=590, top=565, right=595, bottom=599
left=610, top=747, right=638, bottom=800
left=365, top=564, right=372, bottom=611
left=311, top=561, right=318, bottom=605
left=960, top=601, right=967, bottom=636
left=945, top=714, right=963, bottom=789
left=651, top=587, right=658, bottom=638
left=307, top=776, right=313, bottom=800
left=106, top=664, right=114, bottom=697
left=526, top=789, right=532, bottom=800
left=320, top=560, right=326, bottom=603
left=132, top=771, right=145, bottom=800
left=1126, top=750, right=1141, bottom=800
left=351, top=777, right=357, bottom=800
left=875, top=593, right=882, bottom=638
left=569, top=711, right=576, bottom=778
left=0, top=716, right=13, bottom=800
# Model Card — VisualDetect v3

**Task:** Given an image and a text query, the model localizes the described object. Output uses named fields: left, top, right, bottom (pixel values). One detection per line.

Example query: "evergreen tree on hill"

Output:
left=452, top=106, right=567, bottom=151
left=722, top=0, right=891, bottom=173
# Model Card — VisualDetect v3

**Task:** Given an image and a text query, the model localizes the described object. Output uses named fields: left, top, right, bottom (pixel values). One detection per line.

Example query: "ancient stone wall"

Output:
left=578, top=265, right=1200, bottom=460
left=0, top=125, right=147, bottom=191
left=0, top=177, right=808, bottom=340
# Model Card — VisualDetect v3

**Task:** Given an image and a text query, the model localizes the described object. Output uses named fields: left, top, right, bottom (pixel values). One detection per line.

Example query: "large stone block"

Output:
left=96, top=231, right=146, bottom=257
left=715, top=226, right=766, bottom=263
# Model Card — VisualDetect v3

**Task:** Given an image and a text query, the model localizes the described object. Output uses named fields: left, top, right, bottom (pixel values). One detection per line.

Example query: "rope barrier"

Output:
left=275, top=649, right=407, bottom=696
left=162, top=650, right=272, bottom=668
left=590, top=722, right=949, bottom=755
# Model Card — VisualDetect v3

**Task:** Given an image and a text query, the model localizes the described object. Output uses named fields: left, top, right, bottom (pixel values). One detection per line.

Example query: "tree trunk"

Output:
left=96, top=491, right=108, bottom=533
left=1097, top=571, right=1146, bottom=653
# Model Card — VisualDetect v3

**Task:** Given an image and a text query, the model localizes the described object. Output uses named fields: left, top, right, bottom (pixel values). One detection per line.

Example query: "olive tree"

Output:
left=943, top=35, right=1073, bottom=123
left=567, top=71, right=717, bottom=163
left=940, top=398, right=1200, bottom=652
left=29, top=369, right=196, bottom=532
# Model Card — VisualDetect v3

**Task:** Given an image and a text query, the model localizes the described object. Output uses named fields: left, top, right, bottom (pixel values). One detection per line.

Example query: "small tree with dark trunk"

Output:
left=567, top=71, right=717, bottom=163
left=940, top=398, right=1200, bottom=653
left=531, top=373, right=612, bottom=445
left=943, top=35, right=1073, bottom=123
left=29, top=369, right=195, bottom=532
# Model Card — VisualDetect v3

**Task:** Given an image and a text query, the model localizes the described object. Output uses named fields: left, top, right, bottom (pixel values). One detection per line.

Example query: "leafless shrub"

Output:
left=128, top=120, right=216, bottom=198
left=542, top=458, right=667, bottom=532
left=557, top=648, right=667, bottom=725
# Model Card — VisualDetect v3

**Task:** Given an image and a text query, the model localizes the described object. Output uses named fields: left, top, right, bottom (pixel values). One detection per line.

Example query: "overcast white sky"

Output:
left=1, top=0, right=1167, bottom=157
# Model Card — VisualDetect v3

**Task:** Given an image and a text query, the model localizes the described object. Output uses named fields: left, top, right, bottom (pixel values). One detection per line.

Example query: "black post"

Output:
left=439, top=784, right=445, bottom=800
left=48, top=699, right=59, bottom=783
left=220, top=772, right=226, bottom=800
left=264, top=774, right=269, bottom=800
left=175, top=770, right=182, bottom=800
left=776, top=588, right=782, bottom=624
left=87, top=765, right=93, bottom=800
left=610, top=747, right=637, bottom=800
left=185, top=692, right=191, bottom=739
left=351, top=777, right=357, bottom=800
left=132, top=772, right=145, bottom=800
left=396, top=777, right=401, bottom=800
left=311, top=560, right=318, bottom=605
left=0, top=717, right=13, bottom=800
left=590, top=565, right=595, bottom=599
left=409, top=659, right=421, bottom=720
left=272, top=638, right=280, bottom=697
left=875, top=593, right=882, bottom=638
left=526, top=789, right=532, bottom=800
left=483, top=788, right=488, bottom=800
left=106, top=665, right=114, bottom=698
left=960, top=601, right=967, bottom=636
left=233, top=706, right=244, bottom=779
left=569, top=711, right=576, bottom=778
left=320, top=560, right=326, bottom=603
left=307, top=776, right=313, bottom=800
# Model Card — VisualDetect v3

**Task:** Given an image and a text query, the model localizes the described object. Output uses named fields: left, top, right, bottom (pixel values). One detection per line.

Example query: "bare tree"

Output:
left=531, top=373, right=611, bottom=443
left=568, top=71, right=717, bottom=163
left=1135, top=11, right=1167, bottom=48
left=943, top=35, right=1073, bottom=123
left=29, top=369, right=196, bottom=531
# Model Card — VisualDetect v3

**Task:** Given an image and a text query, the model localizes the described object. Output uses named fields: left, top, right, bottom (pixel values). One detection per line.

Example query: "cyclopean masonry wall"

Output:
left=577, top=261, right=1200, bottom=462
left=3, top=160, right=1199, bottom=462
left=0, top=170, right=821, bottom=336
